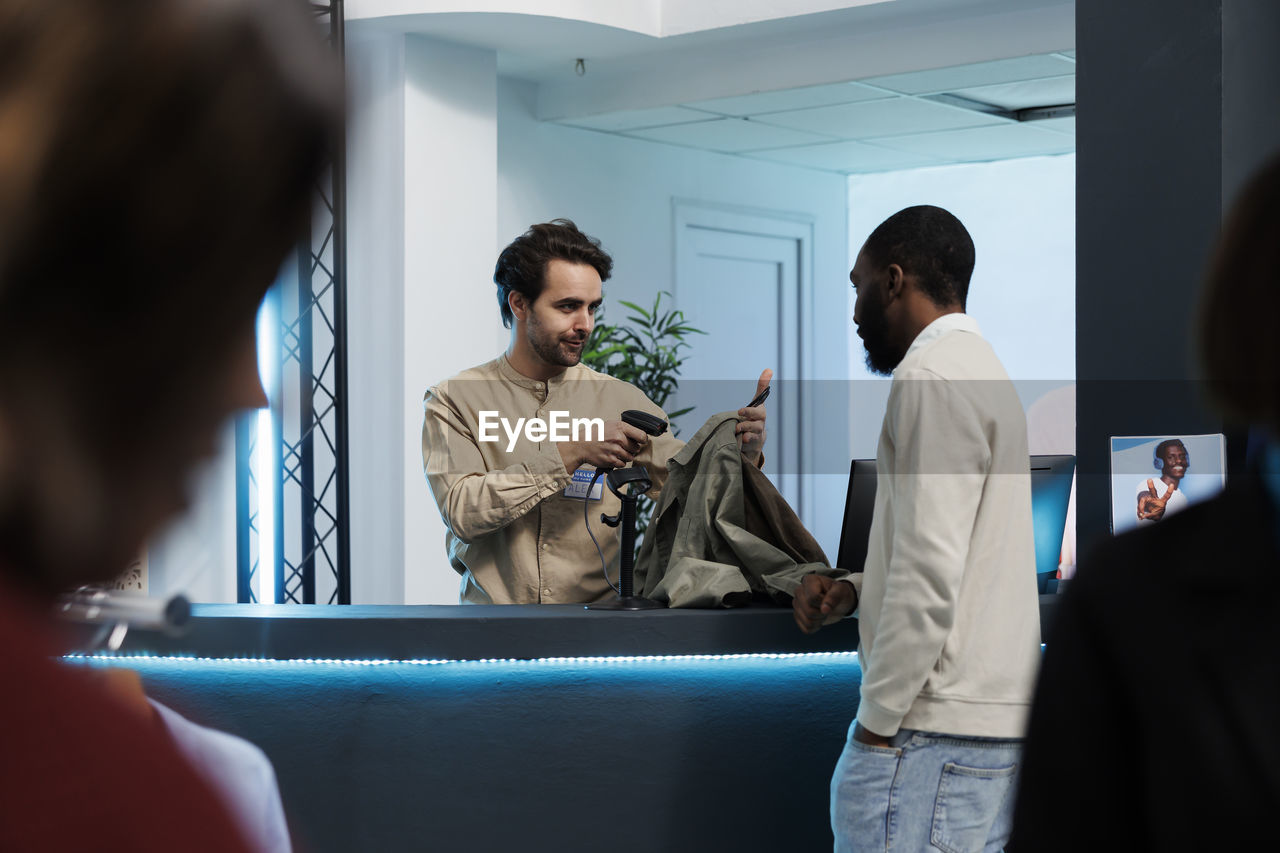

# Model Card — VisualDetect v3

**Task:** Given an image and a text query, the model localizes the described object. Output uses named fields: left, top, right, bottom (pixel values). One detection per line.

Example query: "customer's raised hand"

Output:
left=792, top=573, right=857, bottom=634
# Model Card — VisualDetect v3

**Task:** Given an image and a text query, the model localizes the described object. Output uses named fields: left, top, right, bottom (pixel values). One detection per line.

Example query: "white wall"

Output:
left=402, top=37, right=505, bottom=603
left=498, top=77, right=854, bottom=558
left=346, top=31, right=505, bottom=604
left=846, top=153, right=1077, bottom=461
left=346, top=30, right=407, bottom=605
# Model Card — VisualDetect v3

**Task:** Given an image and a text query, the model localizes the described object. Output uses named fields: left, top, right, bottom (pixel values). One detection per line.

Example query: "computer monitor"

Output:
left=835, top=459, right=878, bottom=575
left=1028, top=455, right=1075, bottom=592
left=835, top=455, right=1076, bottom=595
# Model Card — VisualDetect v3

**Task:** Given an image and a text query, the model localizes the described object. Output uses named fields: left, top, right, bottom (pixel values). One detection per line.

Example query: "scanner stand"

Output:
left=587, top=466, right=664, bottom=611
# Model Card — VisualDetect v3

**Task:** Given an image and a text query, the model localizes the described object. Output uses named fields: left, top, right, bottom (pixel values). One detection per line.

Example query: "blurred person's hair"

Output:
left=861, top=205, right=975, bottom=309
left=1199, top=154, right=1280, bottom=432
left=494, top=219, right=613, bottom=329
left=0, top=0, right=341, bottom=583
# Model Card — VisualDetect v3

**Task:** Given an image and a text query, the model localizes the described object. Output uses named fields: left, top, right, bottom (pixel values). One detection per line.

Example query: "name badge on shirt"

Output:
left=564, top=467, right=604, bottom=501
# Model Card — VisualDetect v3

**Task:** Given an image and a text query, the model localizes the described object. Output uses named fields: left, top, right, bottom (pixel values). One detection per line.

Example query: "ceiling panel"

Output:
left=684, top=81, right=890, bottom=117
left=1032, top=115, right=1075, bottom=136
left=861, top=54, right=1078, bottom=95
left=545, top=49, right=1077, bottom=175
left=560, top=105, right=718, bottom=131
left=949, top=75, right=1075, bottom=110
left=757, top=96, right=1005, bottom=139
left=747, top=140, right=946, bottom=173
left=623, top=117, right=836, bottom=152
left=871, top=122, right=1076, bottom=161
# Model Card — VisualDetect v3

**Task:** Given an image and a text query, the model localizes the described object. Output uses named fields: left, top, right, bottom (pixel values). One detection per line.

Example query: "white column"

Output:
left=347, top=30, right=502, bottom=604
left=346, top=30, right=406, bottom=604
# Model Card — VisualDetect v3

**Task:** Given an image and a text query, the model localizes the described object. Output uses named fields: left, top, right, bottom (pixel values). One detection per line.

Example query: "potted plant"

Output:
left=582, top=290, right=704, bottom=534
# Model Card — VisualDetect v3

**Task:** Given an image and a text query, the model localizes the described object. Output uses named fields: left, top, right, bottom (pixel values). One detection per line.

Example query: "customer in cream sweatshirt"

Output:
left=794, top=205, right=1040, bottom=853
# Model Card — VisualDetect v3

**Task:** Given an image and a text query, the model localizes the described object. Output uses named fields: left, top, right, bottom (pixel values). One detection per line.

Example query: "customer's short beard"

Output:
left=858, top=311, right=900, bottom=377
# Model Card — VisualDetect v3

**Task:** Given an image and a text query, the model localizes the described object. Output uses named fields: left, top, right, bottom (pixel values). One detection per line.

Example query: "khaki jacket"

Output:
left=635, top=412, right=847, bottom=607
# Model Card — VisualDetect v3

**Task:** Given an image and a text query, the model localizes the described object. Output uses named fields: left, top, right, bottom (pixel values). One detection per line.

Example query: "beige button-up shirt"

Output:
left=422, top=356, right=684, bottom=604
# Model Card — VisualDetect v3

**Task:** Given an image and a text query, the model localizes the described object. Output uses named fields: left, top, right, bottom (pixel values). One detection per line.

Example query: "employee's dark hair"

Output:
left=494, top=219, right=613, bottom=328
left=1200, top=154, right=1280, bottom=431
left=1154, top=439, right=1187, bottom=462
left=861, top=205, right=975, bottom=309
left=0, top=0, right=341, bottom=586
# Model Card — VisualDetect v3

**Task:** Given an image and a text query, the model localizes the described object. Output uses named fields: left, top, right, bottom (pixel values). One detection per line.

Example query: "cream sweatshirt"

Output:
left=850, top=313, right=1042, bottom=739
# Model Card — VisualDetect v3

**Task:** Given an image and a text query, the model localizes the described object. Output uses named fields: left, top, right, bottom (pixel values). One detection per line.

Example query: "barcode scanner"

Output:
left=584, top=409, right=668, bottom=611
left=620, top=409, right=667, bottom=438
left=597, top=409, right=665, bottom=495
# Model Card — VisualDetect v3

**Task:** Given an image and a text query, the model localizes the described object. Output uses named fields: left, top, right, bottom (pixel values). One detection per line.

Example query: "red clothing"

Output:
left=0, top=580, right=253, bottom=852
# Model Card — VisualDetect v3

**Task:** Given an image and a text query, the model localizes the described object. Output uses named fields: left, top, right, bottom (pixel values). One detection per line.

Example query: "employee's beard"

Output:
left=858, top=311, right=900, bottom=377
left=527, top=319, right=583, bottom=369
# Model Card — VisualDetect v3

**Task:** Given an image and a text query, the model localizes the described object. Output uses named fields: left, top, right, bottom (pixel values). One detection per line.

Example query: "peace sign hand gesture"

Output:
left=1137, top=478, right=1178, bottom=521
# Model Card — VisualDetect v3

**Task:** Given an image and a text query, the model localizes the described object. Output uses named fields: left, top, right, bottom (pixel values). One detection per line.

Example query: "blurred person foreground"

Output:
left=0, top=0, right=340, bottom=849
left=1011, top=153, right=1280, bottom=850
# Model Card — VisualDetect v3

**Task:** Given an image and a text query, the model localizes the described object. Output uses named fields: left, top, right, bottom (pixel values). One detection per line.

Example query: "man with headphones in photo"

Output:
left=1136, top=438, right=1190, bottom=522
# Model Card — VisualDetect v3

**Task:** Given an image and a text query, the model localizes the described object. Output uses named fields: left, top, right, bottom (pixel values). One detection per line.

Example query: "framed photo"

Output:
left=1110, top=434, right=1226, bottom=534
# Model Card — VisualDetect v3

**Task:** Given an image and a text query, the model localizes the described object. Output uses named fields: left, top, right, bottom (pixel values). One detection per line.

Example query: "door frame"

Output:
left=672, top=199, right=817, bottom=522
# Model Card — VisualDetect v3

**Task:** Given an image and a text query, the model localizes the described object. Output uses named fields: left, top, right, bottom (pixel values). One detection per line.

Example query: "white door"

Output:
left=673, top=202, right=814, bottom=521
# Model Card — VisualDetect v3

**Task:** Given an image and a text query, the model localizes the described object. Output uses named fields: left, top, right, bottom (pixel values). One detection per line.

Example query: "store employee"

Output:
left=422, top=220, right=770, bottom=604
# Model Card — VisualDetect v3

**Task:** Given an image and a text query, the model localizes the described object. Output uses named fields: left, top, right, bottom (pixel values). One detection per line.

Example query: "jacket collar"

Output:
left=896, top=312, right=981, bottom=372
left=667, top=412, right=741, bottom=480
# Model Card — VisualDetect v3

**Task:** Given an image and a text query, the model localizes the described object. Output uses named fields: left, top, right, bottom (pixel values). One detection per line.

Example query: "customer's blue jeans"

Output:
left=830, top=724, right=1020, bottom=853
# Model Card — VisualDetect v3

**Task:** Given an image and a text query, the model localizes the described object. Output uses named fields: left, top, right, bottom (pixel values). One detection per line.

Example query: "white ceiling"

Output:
left=551, top=51, right=1076, bottom=175
left=354, top=0, right=1073, bottom=87
left=348, top=0, right=1076, bottom=175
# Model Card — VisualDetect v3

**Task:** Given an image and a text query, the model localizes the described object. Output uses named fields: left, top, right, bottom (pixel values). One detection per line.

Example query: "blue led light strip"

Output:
left=62, top=651, right=861, bottom=667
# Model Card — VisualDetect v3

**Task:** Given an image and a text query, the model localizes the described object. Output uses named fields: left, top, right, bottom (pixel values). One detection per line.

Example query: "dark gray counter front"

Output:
left=77, top=595, right=1057, bottom=661
left=90, top=601, right=863, bottom=660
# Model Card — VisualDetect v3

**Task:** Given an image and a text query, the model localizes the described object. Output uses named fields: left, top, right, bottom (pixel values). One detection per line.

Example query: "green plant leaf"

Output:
left=581, top=291, right=707, bottom=475
left=618, top=300, right=647, bottom=315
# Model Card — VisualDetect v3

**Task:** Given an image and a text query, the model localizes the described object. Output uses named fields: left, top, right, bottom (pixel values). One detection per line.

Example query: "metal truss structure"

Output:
left=236, top=0, right=349, bottom=604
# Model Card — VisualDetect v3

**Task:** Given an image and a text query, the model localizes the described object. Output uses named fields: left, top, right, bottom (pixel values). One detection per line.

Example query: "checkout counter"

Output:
left=66, top=599, right=1057, bottom=852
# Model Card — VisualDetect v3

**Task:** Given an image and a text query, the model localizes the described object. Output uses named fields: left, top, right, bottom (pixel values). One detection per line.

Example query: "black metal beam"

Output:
left=236, top=0, right=348, bottom=606
left=330, top=0, right=351, bottom=605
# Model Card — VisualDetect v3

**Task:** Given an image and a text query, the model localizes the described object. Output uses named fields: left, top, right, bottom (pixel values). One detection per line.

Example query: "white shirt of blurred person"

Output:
left=1136, top=439, right=1190, bottom=523
left=791, top=206, right=1039, bottom=853
left=422, top=220, right=771, bottom=604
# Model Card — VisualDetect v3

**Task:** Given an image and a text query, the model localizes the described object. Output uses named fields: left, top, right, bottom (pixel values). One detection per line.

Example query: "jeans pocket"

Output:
left=848, top=738, right=903, bottom=758
left=929, top=760, right=1017, bottom=853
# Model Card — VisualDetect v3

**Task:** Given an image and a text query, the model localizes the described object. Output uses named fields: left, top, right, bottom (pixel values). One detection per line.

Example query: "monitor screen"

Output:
left=836, top=455, right=1076, bottom=593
